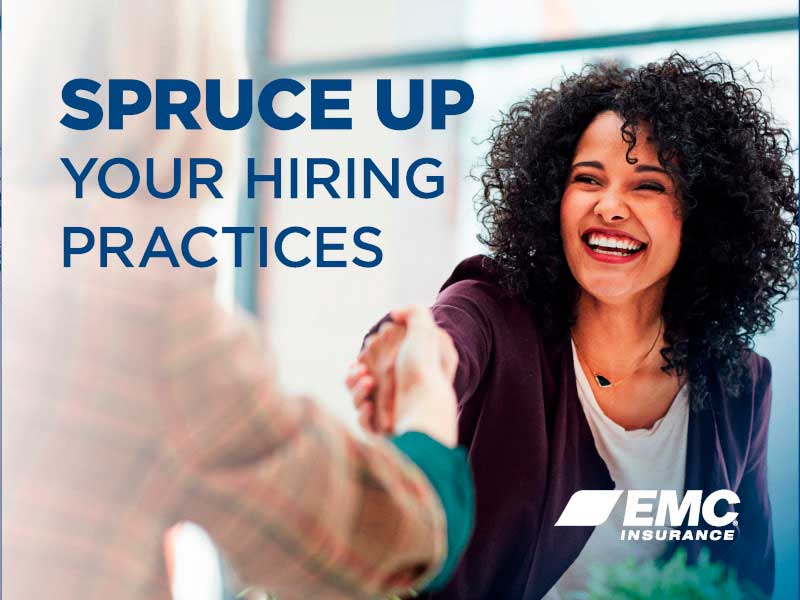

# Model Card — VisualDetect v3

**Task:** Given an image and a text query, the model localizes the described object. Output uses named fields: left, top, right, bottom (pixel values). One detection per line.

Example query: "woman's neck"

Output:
left=572, top=290, right=665, bottom=375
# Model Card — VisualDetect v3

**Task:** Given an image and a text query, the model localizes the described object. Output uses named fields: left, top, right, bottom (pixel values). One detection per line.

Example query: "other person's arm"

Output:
left=160, top=288, right=472, bottom=599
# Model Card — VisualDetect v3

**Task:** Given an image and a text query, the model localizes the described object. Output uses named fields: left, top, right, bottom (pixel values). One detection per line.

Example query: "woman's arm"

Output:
left=430, top=279, right=495, bottom=406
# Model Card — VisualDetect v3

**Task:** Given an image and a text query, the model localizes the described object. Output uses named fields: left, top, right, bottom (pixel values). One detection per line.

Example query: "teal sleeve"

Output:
left=391, top=431, right=475, bottom=593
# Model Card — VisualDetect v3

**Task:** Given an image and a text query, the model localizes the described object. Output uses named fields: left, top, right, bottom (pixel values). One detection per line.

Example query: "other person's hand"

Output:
left=346, top=306, right=458, bottom=447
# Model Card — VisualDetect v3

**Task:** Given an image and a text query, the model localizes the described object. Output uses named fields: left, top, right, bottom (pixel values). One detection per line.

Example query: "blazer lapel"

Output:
left=673, top=387, right=738, bottom=562
left=522, top=338, right=614, bottom=598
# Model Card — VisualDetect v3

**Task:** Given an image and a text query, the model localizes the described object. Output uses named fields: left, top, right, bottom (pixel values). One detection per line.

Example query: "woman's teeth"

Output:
left=585, top=233, right=644, bottom=256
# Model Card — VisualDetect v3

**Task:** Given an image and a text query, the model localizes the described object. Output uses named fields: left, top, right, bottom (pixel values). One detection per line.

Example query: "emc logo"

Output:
left=555, top=489, right=740, bottom=529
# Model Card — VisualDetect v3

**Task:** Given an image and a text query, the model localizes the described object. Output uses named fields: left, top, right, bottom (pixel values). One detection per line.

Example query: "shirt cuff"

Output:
left=391, top=431, right=474, bottom=593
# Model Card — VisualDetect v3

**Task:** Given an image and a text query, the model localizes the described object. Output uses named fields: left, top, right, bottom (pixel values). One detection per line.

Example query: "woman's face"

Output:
left=560, top=111, right=683, bottom=305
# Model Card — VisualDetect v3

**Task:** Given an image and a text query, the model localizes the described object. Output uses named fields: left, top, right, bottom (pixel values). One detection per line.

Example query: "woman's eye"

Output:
left=637, top=182, right=666, bottom=192
left=573, top=175, right=598, bottom=185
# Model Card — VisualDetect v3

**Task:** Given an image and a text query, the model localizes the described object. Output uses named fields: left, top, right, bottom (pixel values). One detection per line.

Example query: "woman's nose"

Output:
left=593, top=190, right=630, bottom=222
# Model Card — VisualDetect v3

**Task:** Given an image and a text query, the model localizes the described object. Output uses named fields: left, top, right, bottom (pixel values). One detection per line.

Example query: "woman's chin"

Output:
left=577, top=278, right=640, bottom=304
left=577, top=272, right=672, bottom=306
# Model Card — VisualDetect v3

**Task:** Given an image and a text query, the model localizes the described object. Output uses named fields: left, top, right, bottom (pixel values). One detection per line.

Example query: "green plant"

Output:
left=570, top=549, right=765, bottom=600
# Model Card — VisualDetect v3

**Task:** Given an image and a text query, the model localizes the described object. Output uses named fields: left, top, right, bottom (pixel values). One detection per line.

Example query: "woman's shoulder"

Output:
left=439, top=255, right=500, bottom=289
left=436, top=255, right=518, bottom=312
left=434, top=255, right=547, bottom=343
left=743, top=350, right=772, bottom=417
left=711, top=350, right=772, bottom=462
left=723, top=350, right=772, bottom=410
left=745, top=351, right=772, bottom=387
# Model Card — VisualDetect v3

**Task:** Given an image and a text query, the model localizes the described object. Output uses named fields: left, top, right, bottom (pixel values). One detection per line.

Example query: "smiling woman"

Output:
left=561, top=113, right=683, bottom=299
left=350, top=53, right=797, bottom=599
left=561, top=112, right=686, bottom=432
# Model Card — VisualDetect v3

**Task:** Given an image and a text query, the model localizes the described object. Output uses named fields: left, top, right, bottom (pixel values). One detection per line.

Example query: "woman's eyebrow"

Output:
left=634, top=164, right=669, bottom=174
left=570, top=161, right=669, bottom=175
left=571, top=160, right=603, bottom=170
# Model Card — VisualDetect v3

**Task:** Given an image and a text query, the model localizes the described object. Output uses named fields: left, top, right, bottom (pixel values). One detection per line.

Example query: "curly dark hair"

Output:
left=477, top=53, right=798, bottom=408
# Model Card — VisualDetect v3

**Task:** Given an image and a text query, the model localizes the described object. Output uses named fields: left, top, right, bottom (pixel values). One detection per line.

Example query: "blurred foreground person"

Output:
left=4, top=1, right=473, bottom=599
left=6, top=252, right=473, bottom=600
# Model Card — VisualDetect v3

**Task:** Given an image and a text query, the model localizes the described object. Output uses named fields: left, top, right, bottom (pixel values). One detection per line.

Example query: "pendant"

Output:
left=594, top=374, right=612, bottom=388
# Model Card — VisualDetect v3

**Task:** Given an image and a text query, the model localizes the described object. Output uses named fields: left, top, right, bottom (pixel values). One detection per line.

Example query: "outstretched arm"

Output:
left=160, top=289, right=470, bottom=599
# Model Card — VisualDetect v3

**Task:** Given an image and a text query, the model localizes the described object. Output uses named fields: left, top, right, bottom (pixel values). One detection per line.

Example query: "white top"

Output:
left=543, top=341, right=690, bottom=599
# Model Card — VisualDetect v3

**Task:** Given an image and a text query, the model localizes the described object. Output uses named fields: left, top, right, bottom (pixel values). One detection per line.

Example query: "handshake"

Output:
left=346, top=306, right=459, bottom=448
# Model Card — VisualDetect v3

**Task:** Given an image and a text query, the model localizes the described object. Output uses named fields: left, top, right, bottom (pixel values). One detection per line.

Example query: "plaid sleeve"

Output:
left=158, top=280, right=448, bottom=600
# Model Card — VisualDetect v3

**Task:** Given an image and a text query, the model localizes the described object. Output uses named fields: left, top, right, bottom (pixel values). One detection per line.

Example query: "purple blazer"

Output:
left=397, top=256, right=773, bottom=599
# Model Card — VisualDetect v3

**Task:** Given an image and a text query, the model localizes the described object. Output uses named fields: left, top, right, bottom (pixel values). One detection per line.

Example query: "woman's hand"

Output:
left=346, top=306, right=458, bottom=447
left=347, top=320, right=404, bottom=433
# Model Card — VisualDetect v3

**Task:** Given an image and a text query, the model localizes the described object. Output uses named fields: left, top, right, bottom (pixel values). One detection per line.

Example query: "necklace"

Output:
left=571, top=319, right=663, bottom=389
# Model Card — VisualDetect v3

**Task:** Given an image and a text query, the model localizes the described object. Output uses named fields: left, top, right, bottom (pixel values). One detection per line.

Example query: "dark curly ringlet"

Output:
left=477, top=52, right=798, bottom=409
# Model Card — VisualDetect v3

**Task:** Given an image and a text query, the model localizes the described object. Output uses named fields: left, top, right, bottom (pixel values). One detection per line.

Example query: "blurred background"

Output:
left=223, top=1, right=798, bottom=596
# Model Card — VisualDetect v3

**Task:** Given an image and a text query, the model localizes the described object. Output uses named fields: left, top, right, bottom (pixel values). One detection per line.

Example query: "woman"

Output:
left=349, top=54, right=797, bottom=598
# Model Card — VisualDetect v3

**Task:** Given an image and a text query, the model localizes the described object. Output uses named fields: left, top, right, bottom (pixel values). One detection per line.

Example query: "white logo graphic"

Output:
left=555, top=490, right=623, bottom=526
left=555, top=490, right=740, bottom=542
